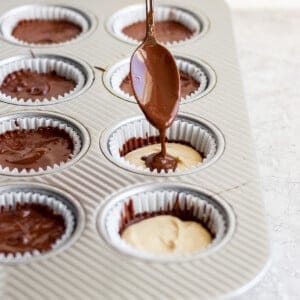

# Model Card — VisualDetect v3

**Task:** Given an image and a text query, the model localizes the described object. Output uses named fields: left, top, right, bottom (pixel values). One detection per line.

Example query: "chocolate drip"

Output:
left=0, top=203, right=65, bottom=255
left=119, top=196, right=214, bottom=237
left=12, top=20, right=82, bottom=44
left=119, top=135, right=205, bottom=170
left=142, top=152, right=178, bottom=172
left=122, top=20, right=193, bottom=43
left=0, top=127, right=74, bottom=171
left=130, top=1, right=181, bottom=173
left=0, top=69, right=76, bottom=101
left=121, top=70, right=200, bottom=99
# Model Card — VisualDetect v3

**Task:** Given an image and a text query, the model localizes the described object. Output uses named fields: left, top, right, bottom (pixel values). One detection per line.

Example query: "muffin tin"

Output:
left=0, top=0, right=270, bottom=299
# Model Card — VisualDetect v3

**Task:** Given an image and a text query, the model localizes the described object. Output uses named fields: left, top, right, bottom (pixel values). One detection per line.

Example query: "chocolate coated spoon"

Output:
left=130, top=0, right=181, bottom=172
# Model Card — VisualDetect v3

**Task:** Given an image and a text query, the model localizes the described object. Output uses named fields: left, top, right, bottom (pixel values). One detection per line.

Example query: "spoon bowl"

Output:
left=130, top=0, right=180, bottom=131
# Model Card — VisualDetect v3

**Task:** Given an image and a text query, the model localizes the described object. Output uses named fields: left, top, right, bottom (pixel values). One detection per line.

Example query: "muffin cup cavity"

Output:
left=105, top=56, right=215, bottom=104
left=0, top=111, right=89, bottom=176
left=98, top=183, right=235, bottom=261
left=0, top=189, right=75, bottom=263
left=0, top=55, right=91, bottom=105
left=0, top=4, right=91, bottom=46
left=107, top=5, right=208, bottom=46
left=100, top=114, right=224, bottom=176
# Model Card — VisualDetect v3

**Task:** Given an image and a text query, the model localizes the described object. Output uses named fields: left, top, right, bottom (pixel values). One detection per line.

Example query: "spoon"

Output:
left=130, top=0, right=181, bottom=172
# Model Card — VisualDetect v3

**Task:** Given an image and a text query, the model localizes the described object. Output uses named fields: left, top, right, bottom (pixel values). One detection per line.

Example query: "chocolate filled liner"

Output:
left=108, top=117, right=217, bottom=175
left=0, top=116, right=82, bottom=175
left=0, top=5, right=90, bottom=46
left=102, top=190, right=227, bottom=260
left=110, top=57, right=208, bottom=103
left=108, top=5, right=202, bottom=46
left=0, top=190, right=75, bottom=262
left=0, top=56, right=85, bottom=105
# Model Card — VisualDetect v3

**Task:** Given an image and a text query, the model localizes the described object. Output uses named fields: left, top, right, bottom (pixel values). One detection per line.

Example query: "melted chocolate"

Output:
left=119, top=196, right=214, bottom=237
left=120, top=135, right=161, bottom=156
left=180, top=71, right=201, bottom=98
left=142, top=152, right=178, bottom=172
left=122, top=20, right=193, bottom=43
left=0, top=127, right=74, bottom=171
left=130, top=1, right=181, bottom=173
left=121, top=70, right=200, bottom=99
left=12, top=19, right=82, bottom=44
left=0, top=203, right=65, bottom=255
left=0, top=69, right=76, bottom=101
left=120, top=135, right=204, bottom=173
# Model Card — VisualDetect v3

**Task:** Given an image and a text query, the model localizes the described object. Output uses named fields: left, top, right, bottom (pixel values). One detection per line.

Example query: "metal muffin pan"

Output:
left=0, top=0, right=270, bottom=299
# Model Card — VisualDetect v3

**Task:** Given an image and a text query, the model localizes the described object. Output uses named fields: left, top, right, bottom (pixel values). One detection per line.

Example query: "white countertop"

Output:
left=227, top=5, right=300, bottom=300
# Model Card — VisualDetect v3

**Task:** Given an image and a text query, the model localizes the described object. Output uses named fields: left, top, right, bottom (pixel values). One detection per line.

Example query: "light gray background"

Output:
left=228, top=2, right=300, bottom=299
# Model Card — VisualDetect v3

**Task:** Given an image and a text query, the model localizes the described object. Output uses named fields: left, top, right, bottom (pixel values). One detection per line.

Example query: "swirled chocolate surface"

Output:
left=122, top=20, right=193, bottom=43
left=0, top=203, right=65, bottom=255
left=12, top=19, right=82, bottom=44
left=120, top=70, right=200, bottom=99
left=0, top=69, right=76, bottom=101
left=0, top=127, right=74, bottom=171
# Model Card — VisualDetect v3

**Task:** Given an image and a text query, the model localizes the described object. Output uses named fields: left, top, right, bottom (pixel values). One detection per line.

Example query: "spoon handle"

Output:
left=145, top=0, right=154, bottom=37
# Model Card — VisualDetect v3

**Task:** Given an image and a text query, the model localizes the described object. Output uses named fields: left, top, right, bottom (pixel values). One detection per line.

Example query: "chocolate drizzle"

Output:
left=0, top=203, right=65, bottom=255
left=12, top=19, right=82, bottom=44
left=0, top=69, right=76, bottom=101
left=119, top=196, right=214, bottom=237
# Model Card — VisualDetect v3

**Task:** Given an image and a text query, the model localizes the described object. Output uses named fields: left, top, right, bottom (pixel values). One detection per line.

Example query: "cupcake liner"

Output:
left=0, top=5, right=90, bottom=46
left=108, top=117, right=217, bottom=175
left=0, top=115, right=82, bottom=175
left=101, top=189, right=228, bottom=260
left=0, top=56, right=85, bottom=105
left=109, top=57, right=208, bottom=103
left=0, top=190, right=75, bottom=262
left=107, top=5, right=203, bottom=46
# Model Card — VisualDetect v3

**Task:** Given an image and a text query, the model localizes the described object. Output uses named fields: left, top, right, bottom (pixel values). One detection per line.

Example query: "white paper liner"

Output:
left=0, top=190, right=75, bottom=262
left=0, top=116, right=82, bottom=175
left=108, top=117, right=217, bottom=175
left=0, top=56, right=85, bottom=105
left=108, top=5, right=201, bottom=46
left=0, top=5, right=90, bottom=46
left=110, top=57, right=208, bottom=103
left=103, top=190, right=227, bottom=259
